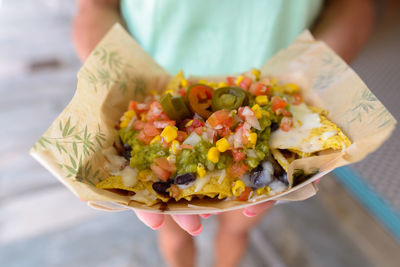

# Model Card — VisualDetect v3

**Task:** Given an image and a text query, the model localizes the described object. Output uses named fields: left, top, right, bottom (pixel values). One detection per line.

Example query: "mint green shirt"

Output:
left=121, top=0, right=323, bottom=76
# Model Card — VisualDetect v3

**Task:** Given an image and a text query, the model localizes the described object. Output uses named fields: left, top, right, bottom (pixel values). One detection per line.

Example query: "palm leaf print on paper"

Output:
left=33, top=118, right=107, bottom=184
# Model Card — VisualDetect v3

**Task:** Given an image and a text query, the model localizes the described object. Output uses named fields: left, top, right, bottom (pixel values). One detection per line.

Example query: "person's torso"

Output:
left=121, top=0, right=323, bottom=75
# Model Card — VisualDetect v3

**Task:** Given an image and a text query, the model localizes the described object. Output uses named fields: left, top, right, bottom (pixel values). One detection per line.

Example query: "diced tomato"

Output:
left=160, top=137, right=170, bottom=149
left=186, top=118, right=205, bottom=133
left=280, top=117, right=293, bottom=132
left=249, top=82, right=271, bottom=96
left=128, top=100, right=137, bottom=111
left=176, top=131, right=188, bottom=143
left=192, top=118, right=205, bottom=128
left=232, top=148, right=245, bottom=162
left=271, top=96, right=288, bottom=112
left=233, top=122, right=251, bottom=148
left=226, top=76, right=236, bottom=86
left=275, top=108, right=292, bottom=117
left=136, top=130, right=153, bottom=144
left=292, top=94, right=303, bottom=105
left=143, top=123, right=160, bottom=137
left=181, top=144, right=194, bottom=150
left=217, top=127, right=231, bottom=138
left=228, top=162, right=248, bottom=178
left=150, top=163, right=170, bottom=181
left=206, top=110, right=234, bottom=129
left=238, top=187, right=253, bottom=201
left=238, top=76, right=252, bottom=91
left=178, top=88, right=187, bottom=98
left=153, top=157, right=176, bottom=173
left=147, top=101, right=164, bottom=121
left=132, top=120, right=147, bottom=130
left=159, top=113, right=170, bottom=121
left=194, top=126, right=204, bottom=135
left=153, top=120, right=176, bottom=129
left=136, top=103, right=150, bottom=113
left=238, top=106, right=254, bottom=120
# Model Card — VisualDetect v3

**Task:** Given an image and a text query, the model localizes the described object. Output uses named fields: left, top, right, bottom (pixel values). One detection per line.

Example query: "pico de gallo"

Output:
left=97, top=69, right=311, bottom=205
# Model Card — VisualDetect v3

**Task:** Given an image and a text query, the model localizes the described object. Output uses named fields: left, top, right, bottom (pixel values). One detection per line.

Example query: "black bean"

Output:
left=249, top=165, right=268, bottom=188
left=268, top=155, right=288, bottom=185
left=152, top=181, right=171, bottom=195
left=270, top=122, right=279, bottom=132
left=122, top=143, right=132, bottom=160
left=174, top=173, right=196, bottom=185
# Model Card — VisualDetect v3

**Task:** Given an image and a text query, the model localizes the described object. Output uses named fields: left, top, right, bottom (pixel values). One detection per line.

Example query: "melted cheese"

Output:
left=269, top=103, right=323, bottom=153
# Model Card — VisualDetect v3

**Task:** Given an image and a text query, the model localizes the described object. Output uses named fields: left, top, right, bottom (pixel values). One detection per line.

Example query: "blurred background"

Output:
left=1, top=0, right=400, bottom=266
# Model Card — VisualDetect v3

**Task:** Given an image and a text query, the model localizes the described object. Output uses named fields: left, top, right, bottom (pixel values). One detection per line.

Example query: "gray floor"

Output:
left=1, top=1, right=399, bottom=267
left=351, top=14, right=400, bottom=210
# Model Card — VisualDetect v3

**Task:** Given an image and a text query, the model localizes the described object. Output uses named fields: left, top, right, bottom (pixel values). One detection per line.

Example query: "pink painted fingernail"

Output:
left=200, top=214, right=211, bottom=219
left=191, top=225, right=203, bottom=236
left=243, top=210, right=256, bottom=217
left=151, top=220, right=164, bottom=230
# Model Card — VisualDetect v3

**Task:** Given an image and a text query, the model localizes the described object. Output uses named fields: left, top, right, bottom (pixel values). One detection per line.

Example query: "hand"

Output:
left=242, top=178, right=321, bottom=217
left=133, top=210, right=211, bottom=236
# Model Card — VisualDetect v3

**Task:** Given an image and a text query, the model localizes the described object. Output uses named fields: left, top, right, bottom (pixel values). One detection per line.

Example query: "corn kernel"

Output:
left=181, top=78, right=188, bottom=88
left=119, top=118, right=130, bottom=128
left=216, top=138, right=230, bottom=152
left=251, top=104, right=262, bottom=119
left=235, top=75, right=244, bottom=86
left=248, top=132, right=257, bottom=147
left=164, top=89, right=173, bottom=95
left=251, top=68, right=261, bottom=80
left=255, top=95, right=269, bottom=106
left=284, top=83, right=299, bottom=94
left=197, top=164, right=206, bottom=178
left=207, top=147, right=220, bottom=163
left=261, top=110, right=270, bottom=117
left=256, top=186, right=271, bottom=196
left=218, top=82, right=228, bottom=88
left=124, top=110, right=136, bottom=120
left=141, top=113, right=146, bottom=121
left=232, top=180, right=246, bottom=196
left=150, top=135, right=161, bottom=145
left=170, top=140, right=180, bottom=154
left=185, top=120, right=193, bottom=127
left=208, top=81, right=217, bottom=88
left=161, top=125, right=178, bottom=143
left=199, top=79, right=207, bottom=84
left=270, top=77, right=278, bottom=86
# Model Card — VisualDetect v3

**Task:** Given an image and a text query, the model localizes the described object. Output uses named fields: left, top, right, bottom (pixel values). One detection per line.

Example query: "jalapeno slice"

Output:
left=160, top=93, right=192, bottom=122
left=186, top=84, right=214, bottom=119
left=212, top=87, right=247, bottom=111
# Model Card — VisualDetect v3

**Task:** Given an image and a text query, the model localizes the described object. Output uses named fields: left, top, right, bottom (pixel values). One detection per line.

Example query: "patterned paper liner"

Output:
left=30, top=24, right=396, bottom=214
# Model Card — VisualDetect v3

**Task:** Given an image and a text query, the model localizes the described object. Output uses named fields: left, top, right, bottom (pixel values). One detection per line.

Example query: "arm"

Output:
left=73, top=0, right=124, bottom=61
left=76, top=1, right=206, bottom=234
left=312, top=0, right=375, bottom=63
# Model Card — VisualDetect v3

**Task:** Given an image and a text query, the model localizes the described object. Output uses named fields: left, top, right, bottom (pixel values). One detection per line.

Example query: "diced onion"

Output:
left=120, top=166, right=138, bottom=187
left=246, top=149, right=257, bottom=158
left=183, top=132, right=202, bottom=146
left=246, top=116, right=261, bottom=130
left=269, top=180, right=288, bottom=193
left=218, top=169, right=226, bottom=184
left=194, top=174, right=211, bottom=192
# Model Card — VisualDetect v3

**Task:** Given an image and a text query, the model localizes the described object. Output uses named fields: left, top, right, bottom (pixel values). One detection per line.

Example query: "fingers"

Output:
left=172, top=215, right=203, bottom=236
left=242, top=200, right=276, bottom=218
left=199, top=213, right=211, bottom=219
left=133, top=210, right=165, bottom=230
left=313, top=178, right=321, bottom=185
